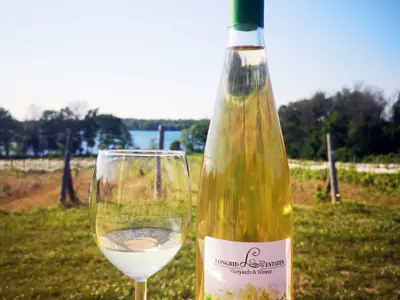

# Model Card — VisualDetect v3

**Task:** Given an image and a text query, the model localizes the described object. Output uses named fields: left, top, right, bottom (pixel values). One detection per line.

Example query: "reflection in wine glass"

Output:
left=89, top=150, right=191, bottom=299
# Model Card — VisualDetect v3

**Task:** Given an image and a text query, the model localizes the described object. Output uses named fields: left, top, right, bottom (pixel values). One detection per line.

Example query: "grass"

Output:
left=0, top=154, right=399, bottom=299
left=0, top=204, right=399, bottom=299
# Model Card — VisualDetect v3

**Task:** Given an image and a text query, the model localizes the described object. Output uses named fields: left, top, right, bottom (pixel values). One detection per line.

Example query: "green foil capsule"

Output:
left=229, top=0, right=264, bottom=31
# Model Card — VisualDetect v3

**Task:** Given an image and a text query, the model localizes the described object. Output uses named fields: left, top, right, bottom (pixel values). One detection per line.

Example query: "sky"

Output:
left=0, top=0, right=399, bottom=120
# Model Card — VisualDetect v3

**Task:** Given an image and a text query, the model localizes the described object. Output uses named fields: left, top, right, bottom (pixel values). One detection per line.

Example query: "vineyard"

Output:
left=0, top=157, right=399, bottom=173
left=0, top=155, right=399, bottom=299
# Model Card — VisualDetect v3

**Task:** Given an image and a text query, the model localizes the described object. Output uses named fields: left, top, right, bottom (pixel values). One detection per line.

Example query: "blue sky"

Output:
left=0, top=0, right=399, bottom=120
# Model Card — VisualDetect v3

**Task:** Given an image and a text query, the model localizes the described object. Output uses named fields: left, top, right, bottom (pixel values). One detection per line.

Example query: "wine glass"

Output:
left=89, top=150, right=192, bottom=299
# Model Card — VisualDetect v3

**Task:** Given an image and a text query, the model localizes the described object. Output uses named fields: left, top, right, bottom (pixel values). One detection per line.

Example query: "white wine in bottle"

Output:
left=195, top=0, right=293, bottom=299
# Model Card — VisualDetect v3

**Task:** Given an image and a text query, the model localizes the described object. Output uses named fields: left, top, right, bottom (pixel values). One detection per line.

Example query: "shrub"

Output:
left=170, top=140, right=181, bottom=151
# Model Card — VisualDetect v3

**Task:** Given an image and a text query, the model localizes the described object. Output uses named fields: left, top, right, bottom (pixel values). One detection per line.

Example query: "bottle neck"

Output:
left=227, top=27, right=265, bottom=50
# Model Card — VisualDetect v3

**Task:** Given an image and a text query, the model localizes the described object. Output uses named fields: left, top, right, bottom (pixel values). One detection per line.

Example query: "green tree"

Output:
left=180, top=128, right=193, bottom=153
left=279, top=86, right=396, bottom=161
left=279, top=92, right=331, bottom=160
left=389, top=92, right=400, bottom=152
left=40, top=110, right=63, bottom=155
left=191, top=120, right=210, bottom=150
left=170, top=140, right=181, bottom=150
left=392, top=93, right=400, bottom=124
left=59, top=106, right=83, bottom=154
left=0, top=108, right=20, bottom=157
left=97, top=114, right=132, bottom=150
left=18, top=105, right=43, bottom=156
left=81, top=109, right=100, bottom=154
left=180, top=120, right=210, bottom=152
left=15, top=121, right=42, bottom=156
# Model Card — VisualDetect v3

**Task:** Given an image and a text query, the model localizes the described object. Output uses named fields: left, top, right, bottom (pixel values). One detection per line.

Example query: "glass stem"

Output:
left=135, top=280, right=147, bottom=300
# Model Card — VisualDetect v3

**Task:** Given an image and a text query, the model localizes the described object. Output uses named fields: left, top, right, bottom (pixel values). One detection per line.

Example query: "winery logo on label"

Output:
left=213, top=247, right=285, bottom=275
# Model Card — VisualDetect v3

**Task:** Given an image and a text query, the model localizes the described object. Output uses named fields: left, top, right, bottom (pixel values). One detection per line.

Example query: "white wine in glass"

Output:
left=89, top=150, right=192, bottom=300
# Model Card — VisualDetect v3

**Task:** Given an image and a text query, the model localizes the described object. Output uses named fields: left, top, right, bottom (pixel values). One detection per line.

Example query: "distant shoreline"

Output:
left=123, top=118, right=209, bottom=132
left=129, top=129, right=181, bottom=131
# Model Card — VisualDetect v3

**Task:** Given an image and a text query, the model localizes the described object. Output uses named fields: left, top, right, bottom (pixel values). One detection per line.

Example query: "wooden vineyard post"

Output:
left=59, top=128, right=78, bottom=207
left=156, top=125, right=165, bottom=198
left=158, top=124, right=165, bottom=150
left=326, top=133, right=340, bottom=204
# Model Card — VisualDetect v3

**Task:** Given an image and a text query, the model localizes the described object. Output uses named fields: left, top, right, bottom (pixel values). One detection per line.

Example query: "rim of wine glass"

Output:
left=98, top=149, right=187, bottom=157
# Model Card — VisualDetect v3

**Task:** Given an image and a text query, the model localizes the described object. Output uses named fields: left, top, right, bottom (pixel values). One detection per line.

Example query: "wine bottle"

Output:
left=195, top=0, right=293, bottom=299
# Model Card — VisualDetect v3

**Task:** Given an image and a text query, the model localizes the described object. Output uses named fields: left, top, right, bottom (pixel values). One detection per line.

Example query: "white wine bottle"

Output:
left=196, top=0, right=293, bottom=299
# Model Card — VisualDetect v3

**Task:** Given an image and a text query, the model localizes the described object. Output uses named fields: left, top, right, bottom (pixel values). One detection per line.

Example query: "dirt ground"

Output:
left=0, top=168, right=93, bottom=211
left=1, top=166, right=398, bottom=212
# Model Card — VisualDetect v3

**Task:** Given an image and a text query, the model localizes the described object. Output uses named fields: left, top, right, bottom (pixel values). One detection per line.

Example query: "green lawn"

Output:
left=0, top=203, right=399, bottom=299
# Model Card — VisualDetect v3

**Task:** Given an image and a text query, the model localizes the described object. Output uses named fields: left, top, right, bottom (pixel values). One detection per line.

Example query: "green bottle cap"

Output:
left=229, top=0, right=264, bottom=31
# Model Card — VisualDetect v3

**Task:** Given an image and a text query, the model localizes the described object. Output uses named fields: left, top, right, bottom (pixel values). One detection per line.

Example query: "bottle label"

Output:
left=204, top=236, right=291, bottom=299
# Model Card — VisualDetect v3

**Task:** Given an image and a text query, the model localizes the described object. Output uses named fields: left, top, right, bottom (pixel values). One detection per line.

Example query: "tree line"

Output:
left=0, top=102, right=208, bottom=158
left=0, top=104, right=132, bottom=157
left=1, top=85, right=399, bottom=161
left=179, top=86, right=400, bottom=162
left=124, top=118, right=200, bottom=131
left=222, top=50, right=400, bottom=162
left=279, top=86, right=400, bottom=162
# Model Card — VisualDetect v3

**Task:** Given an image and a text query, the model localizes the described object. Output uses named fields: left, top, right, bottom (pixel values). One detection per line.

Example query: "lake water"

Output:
left=91, top=130, right=181, bottom=153
left=131, top=130, right=181, bottom=150
left=7, top=130, right=182, bottom=156
left=85, top=130, right=182, bottom=154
